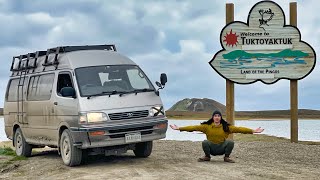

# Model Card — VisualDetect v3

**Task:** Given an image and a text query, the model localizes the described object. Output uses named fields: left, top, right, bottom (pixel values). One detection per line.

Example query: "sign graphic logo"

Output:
left=209, top=1, right=316, bottom=84
left=223, top=29, right=239, bottom=47
left=259, top=8, right=274, bottom=31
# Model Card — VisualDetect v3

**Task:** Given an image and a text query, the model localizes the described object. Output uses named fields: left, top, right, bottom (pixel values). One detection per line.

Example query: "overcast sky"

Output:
left=0, top=0, right=319, bottom=111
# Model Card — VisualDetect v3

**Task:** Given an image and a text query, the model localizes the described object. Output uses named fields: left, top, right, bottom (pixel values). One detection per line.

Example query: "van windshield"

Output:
left=75, top=65, right=155, bottom=97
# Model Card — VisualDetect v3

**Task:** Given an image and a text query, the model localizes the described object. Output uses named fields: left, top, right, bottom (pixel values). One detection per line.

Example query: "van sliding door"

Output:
left=25, top=73, right=55, bottom=145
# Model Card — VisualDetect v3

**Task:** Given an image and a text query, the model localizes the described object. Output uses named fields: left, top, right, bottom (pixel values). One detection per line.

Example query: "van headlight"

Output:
left=79, top=112, right=109, bottom=124
left=149, top=106, right=165, bottom=116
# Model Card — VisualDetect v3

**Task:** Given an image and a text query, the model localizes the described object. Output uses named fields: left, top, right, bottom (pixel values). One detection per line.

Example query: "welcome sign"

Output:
left=209, top=1, right=316, bottom=84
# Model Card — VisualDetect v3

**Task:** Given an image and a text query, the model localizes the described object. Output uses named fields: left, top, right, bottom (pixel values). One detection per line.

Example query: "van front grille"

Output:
left=108, top=110, right=149, bottom=120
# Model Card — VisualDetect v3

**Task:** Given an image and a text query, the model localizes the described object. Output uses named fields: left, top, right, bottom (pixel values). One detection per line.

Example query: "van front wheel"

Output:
left=14, top=128, right=32, bottom=157
left=60, top=129, right=82, bottom=166
left=133, top=141, right=153, bottom=158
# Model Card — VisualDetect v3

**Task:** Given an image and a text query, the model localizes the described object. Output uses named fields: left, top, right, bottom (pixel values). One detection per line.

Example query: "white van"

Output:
left=4, top=45, right=168, bottom=166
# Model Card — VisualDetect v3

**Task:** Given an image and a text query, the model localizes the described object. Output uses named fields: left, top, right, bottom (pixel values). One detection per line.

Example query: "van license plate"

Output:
left=125, top=133, right=141, bottom=143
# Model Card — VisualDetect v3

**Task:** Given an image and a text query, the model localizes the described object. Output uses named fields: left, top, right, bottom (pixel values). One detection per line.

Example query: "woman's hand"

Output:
left=253, top=127, right=264, bottom=133
left=170, top=124, right=180, bottom=130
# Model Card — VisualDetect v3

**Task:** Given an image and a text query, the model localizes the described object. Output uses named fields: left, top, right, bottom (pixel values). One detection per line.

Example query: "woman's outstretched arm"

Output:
left=229, top=126, right=264, bottom=134
left=253, top=127, right=264, bottom=133
left=170, top=124, right=207, bottom=133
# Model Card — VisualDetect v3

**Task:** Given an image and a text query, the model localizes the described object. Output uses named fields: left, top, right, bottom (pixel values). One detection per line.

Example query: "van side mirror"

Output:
left=60, top=87, right=76, bottom=98
left=155, top=73, right=167, bottom=96
left=160, top=73, right=167, bottom=86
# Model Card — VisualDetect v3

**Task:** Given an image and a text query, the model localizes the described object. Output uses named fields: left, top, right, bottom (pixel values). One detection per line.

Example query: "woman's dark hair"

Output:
left=201, top=111, right=230, bottom=132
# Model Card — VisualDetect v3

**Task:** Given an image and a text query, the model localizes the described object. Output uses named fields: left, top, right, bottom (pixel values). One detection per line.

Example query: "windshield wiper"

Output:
left=87, top=90, right=126, bottom=99
left=133, top=88, right=154, bottom=94
left=87, top=89, right=155, bottom=99
left=119, top=88, right=154, bottom=97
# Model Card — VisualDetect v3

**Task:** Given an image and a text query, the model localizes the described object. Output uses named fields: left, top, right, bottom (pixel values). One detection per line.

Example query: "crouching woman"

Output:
left=170, top=110, right=264, bottom=163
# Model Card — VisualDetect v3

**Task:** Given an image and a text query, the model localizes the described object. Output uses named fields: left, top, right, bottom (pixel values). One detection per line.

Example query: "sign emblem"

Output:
left=223, top=29, right=239, bottom=47
left=209, top=1, right=316, bottom=84
left=127, top=113, right=133, bottom=117
left=259, top=8, right=274, bottom=31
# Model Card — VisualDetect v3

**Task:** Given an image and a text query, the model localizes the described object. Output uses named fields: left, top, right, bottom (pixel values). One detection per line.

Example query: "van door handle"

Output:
left=54, top=102, right=58, bottom=105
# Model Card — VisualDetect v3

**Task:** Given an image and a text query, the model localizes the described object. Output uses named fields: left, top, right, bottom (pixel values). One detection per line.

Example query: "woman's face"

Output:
left=213, top=114, right=221, bottom=123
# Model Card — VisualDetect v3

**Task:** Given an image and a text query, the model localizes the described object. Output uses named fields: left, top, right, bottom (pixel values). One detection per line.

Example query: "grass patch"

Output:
left=0, top=155, right=27, bottom=168
left=10, top=156, right=27, bottom=161
left=0, top=147, right=16, bottom=156
left=0, top=146, right=28, bottom=160
left=0, top=146, right=28, bottom=170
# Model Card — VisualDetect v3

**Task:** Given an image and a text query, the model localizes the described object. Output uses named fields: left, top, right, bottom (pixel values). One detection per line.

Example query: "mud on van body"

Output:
left=4, top=45, right=168, bottom=166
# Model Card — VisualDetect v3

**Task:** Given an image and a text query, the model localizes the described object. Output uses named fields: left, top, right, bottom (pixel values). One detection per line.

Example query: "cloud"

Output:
left=209, top=1, right=316, bottom=84
left=0, top=0, right=319, bottom=112
left=131, top=40, right=226, bottom=110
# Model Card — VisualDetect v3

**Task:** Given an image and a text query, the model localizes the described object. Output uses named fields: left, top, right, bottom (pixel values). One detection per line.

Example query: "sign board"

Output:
left=209, top=1, right=316, bottom=84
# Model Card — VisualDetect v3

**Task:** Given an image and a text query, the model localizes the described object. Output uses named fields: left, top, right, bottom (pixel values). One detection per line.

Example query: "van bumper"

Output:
left=69, top=118, right=168, bottom=149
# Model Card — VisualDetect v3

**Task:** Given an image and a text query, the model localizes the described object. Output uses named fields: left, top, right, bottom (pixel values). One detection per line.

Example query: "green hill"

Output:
left=166, top=98, right=320, bottom=119
left=169, top=98, right=226, bottom=114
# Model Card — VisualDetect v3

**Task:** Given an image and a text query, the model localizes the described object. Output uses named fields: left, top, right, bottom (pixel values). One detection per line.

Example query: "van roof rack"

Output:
left=61, top=44, right=116, bottom=52
left=10, top=44, right=116, bottom=73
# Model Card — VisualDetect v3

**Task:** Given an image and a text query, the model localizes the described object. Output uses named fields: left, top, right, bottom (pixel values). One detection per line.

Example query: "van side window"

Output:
left=57, top=73, right=74, bottom=96
left=7, top=79, right=19, bottom=102
left=28, top=76, right=39, bottom=100
left=6, top=79, right=20, bottom=101
left=27, top=74, right=54, bottom=101
left=6, top=78, right=29, bottom=102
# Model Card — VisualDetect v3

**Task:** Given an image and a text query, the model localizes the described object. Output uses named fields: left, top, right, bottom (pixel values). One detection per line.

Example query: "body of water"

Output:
left=1, top=118, right=319, bottom=142
left=165, top=119, right=320, bottom=142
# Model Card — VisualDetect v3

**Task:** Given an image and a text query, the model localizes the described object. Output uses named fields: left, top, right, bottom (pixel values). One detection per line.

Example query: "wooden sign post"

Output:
left=290, top=2, right=298, bottom=143
left=226, top=3, right=235, bottom=139
left=211, top=1, right=316, bottom=142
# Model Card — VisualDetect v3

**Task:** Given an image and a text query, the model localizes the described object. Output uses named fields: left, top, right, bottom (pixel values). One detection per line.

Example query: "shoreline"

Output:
left=1, top=133, right=319, bottom=145
left=167, top=117, right=320, bottom=121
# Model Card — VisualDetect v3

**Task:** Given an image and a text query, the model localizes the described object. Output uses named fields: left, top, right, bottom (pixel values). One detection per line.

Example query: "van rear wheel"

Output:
left=60, top=129, right=82, bottom=166
left=133, top=141, right=153, bottom=158
left=14, top=128, right=32, bottom=157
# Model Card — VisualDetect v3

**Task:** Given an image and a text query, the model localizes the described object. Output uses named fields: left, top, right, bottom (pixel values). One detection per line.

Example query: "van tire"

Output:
left=133, top=141, right=153, bottom=158
left=81, top=149, right=89, bottom=164
left=14, top=128, right=32, bottom=157
left=60, top=129, right=82, bottom=166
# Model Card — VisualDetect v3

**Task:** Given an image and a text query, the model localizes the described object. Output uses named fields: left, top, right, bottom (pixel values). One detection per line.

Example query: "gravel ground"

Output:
left=0, top=139, right=320, bottom=180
